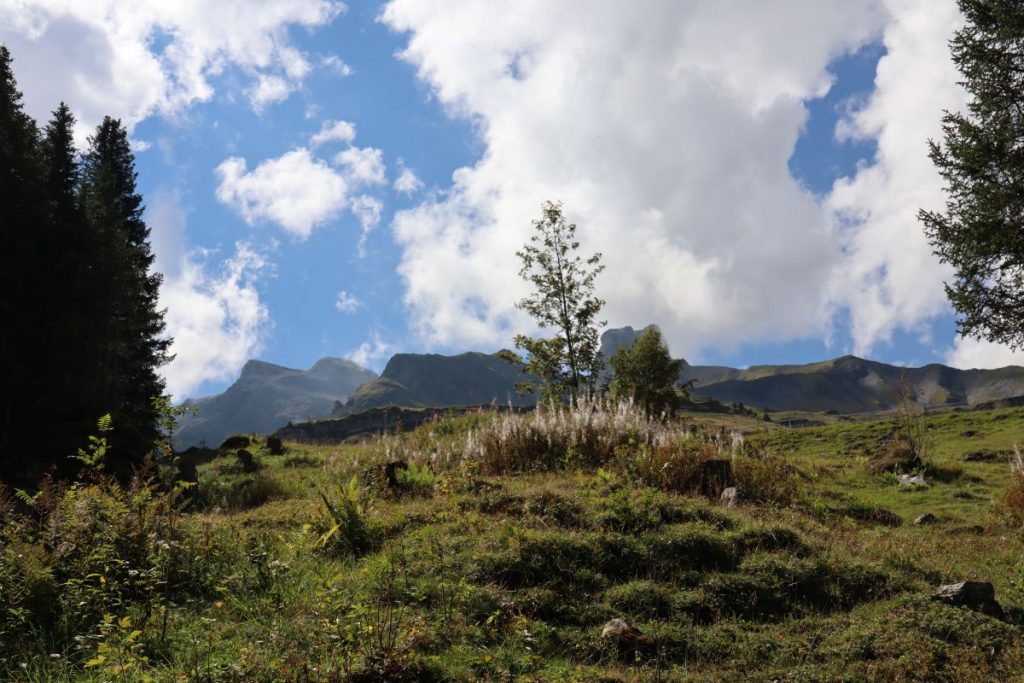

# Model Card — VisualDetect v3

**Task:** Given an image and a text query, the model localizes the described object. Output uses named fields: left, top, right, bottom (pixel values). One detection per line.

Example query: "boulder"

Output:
left=933, top=581, right=1005, bottom=619
left=265, top=435, right=285, bottom=455
left=720, top=486, right=742, bottom=508
left=913, top=513, right=937, bottom=525
left=897, top=473, right=927, bottom=489
left=600, top=618, right=642, bottom=642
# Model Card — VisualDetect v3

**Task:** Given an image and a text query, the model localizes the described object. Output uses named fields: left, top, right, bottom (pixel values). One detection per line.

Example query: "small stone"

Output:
left=720, top=486, right=741, bottom=508
left=897, top=473, right=927, bottom=488
left=600, top=618, right=642, bottom=641
left=933, top=581, right=1005, bottom=619
left=914, top=513, right=937, bottom=525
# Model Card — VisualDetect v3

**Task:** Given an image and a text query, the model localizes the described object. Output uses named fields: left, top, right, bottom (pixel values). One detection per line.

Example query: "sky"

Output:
left=2, top=0, right=1023, bottom=400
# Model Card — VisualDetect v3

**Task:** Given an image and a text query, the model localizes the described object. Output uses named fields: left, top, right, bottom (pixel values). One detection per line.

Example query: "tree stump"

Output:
left=700, top=459, right=734, bottom=498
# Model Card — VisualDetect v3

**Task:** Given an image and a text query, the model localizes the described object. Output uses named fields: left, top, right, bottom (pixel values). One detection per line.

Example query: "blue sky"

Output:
left=2, top=0, right=1018, bottom=399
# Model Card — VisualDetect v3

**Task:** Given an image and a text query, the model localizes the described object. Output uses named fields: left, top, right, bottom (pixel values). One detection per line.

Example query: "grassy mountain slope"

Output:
left=176, top=357, right=376, bottom=447
left=691, top=355, right=1024, bottom=413
left=10, top=403, right=1024, bottom=680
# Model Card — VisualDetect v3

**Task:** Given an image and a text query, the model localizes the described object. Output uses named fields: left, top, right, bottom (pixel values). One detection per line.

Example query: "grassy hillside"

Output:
left=691, top=355, right=1024, bottom=413
left=3, top=404, right=1024, bottom=681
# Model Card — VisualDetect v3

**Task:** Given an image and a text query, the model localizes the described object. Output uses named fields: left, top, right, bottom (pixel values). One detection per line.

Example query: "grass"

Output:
left=2, top=403, right=1024, bottom=681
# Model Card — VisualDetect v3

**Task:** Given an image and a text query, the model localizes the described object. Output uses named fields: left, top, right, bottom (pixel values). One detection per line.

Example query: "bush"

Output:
left=1004, top=445, right=1024, bottom=529
left=464, top=397, right=671, bottom=474
left=219, top=433, right=251, bottom=450
left=195, top=473, right=287, bottom=511
left=315, top=477, right=379, bottom=557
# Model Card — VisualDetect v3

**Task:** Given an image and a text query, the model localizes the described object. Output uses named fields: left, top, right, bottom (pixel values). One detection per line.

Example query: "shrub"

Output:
left=1004, top=445, right=1024, bottom=529
left=316, top=477, right=379, bottom=557
left=219, top=434, right=251, bottom=450
left=195, top=473, right=287, bottom=511
left=463, top=397, right=671, bottom=474
left=732, top=454, right=800, bottom=505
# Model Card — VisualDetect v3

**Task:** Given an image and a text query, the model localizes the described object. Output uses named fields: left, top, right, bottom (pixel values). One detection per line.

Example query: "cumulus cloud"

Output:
left=393, top=160, right=424, bottom=195
left=247, top=73, right=292, bottom=111
left=148, top=191, right=270, bottom=399
left=945, top=337, right=1024, bottom=370
left=311, top=119, right=357, bottom=146
left=335, top=146, right=387, bottom=185
left=345, top=331, right=395, bottom=370
left=322, top=54, right=353, bottom=77
left=827, top=0, right=967, bottom=354
left=335, top=290, right=362, bottom=313
left=216, top=148, right=350, bottom=239
left=0, top=0, right=343, bottom=134
left=380, top=0, right=890, bottom=353
left=350, top=195, right=384, bottom=255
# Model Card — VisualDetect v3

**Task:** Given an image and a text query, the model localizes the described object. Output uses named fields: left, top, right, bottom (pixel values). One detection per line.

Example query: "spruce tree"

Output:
left=40, top=103, right=99, bottom=465
left=81, top=117, right=170, bottom=470
left=919, top=0, right=1024, bottom=348
left=0, top=45, right=48, bottom=482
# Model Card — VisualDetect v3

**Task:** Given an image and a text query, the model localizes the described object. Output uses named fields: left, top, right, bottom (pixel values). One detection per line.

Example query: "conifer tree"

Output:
left=81, top=117, right=171, bottom=469
left=920, top=0, right=1024, bottom=348
left=40, top=103, right=97, bottom=462
left=0, top=45, right=47, bottom=481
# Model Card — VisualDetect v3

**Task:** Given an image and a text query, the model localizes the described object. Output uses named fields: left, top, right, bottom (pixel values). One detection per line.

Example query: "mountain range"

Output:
left=175, top=358, right=376, bottom=447
left=174, top=325, right=1024, bottom=447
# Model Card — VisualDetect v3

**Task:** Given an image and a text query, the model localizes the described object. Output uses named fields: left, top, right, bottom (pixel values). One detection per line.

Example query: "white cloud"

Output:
left=350, top=194, right=383, bottom=256
left=826, top=0, right=968, bottom=354
left=380, top=0, right=890, bottom=353
left=216, top=148, right=350, bottom=239
left=393, top=159, right=424, bottom=195
left=0, top=0, right=343, bottom=134
left=311, top=119, right=357, bottom=146
left=335, top=146, right=387, bottom=185
left=322, top=54, right=353, bottom=77
left=345, top=331, right=394, bottom=370
left=247, top=73, right=292, bottom=111
left=147, top=191, right=270, bottom=399
left=945, top=337, right=1024, bottom=371
left=335, top=290, right=362, bottom=313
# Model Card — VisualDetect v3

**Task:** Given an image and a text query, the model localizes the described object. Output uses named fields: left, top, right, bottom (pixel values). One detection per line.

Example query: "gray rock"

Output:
left=933, top=581, right=1005, bottom=619
left=720, top=486, right=741, bottom=508
left=913, top=513, right=937, bottom=525
left=897, top=473, right=927, bottom=488
left=600, top=618, right=642, bottom=641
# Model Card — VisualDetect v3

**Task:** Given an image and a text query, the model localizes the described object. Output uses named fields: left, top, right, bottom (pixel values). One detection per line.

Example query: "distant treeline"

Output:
left=0, top=46, right=169, bottom=484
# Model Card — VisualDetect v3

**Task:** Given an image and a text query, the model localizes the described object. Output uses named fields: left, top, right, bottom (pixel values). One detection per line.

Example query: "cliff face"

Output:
left=333, top=351, right=535, bottom=416
left=175, top=358, right=377, bottom=448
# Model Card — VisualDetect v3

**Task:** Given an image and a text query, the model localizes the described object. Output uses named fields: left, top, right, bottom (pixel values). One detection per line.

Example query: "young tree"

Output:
left=608, top=327, right=687, bottom=416
left=919, top=0, right=1024, bottom=348
left=81, top=116, right=171, bottom=470
left=513, top=201, right=605, bottom=402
